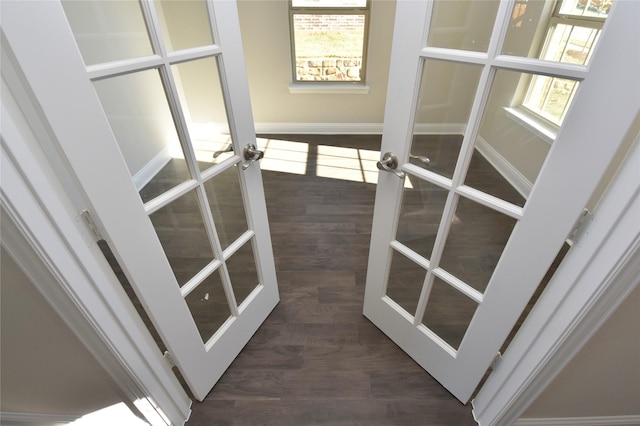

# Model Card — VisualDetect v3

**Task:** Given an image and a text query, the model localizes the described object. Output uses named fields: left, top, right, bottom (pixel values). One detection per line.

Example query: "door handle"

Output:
left=242, top=143, right=264, bottom=170
left=377, top=152, right=405, bottom=179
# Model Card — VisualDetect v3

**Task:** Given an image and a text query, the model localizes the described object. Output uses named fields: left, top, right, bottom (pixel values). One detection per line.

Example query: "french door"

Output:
left=3, top=0, right=278, bottom=401
left=364, top=0, right=634, bottom=403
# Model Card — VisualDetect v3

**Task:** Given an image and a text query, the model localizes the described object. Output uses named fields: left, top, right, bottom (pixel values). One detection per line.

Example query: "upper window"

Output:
left=522, top=0, right=612, bottom=125
left=289, top=0, right=370, bottom=84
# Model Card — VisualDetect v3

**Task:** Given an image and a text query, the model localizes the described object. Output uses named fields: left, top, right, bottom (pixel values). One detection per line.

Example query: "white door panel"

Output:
left=3, top=0, right=279, bottom=401
left=364, top=0, right=637, bottom=403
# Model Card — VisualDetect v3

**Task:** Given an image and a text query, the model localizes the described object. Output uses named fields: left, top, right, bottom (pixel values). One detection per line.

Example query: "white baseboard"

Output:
left=0, top=411, right=79, bottom=426
left=475, top=135, right=532, bottom=199
left=132, top=147, right=171, bottom=191
left=514, top=415, right=640, bottom=425
left=253, top=122, right=469, bottom=135
left=254, top=122, right=384, bottom=135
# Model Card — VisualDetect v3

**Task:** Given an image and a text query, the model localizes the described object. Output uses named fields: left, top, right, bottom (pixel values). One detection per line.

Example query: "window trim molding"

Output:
left=515, top=0, right=608, bottom=126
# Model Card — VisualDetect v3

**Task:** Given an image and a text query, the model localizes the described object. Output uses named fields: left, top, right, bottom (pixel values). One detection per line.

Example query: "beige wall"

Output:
left=0, top=247, right=122, bottom=416
left=237, top=0, right=396, bottom=124
left=523, top=284, right=640, bottom=418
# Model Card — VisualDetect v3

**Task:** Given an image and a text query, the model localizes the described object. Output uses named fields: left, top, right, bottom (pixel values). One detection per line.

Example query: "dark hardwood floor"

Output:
left=101, top=134, right=567, bottom=425
left=185, top=135, right=477, bottom=425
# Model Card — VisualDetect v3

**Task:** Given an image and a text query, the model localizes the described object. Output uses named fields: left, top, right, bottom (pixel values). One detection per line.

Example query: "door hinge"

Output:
left=490, top=351, right=502, bottom=370
left=163, top=351, right=176, bottom=368
left=79, top=209, right=102, bottom=242
left=567, top=208, right=593, bottom=246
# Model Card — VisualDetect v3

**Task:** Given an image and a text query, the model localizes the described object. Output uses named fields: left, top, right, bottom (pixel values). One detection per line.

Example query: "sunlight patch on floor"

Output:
left=316, top=144, right=379, bottom=184
left=165, top=132, right=412, bottom=187
left=67, top=403, right=148, bottom=426
left=257, top=137, right=309, bottom=175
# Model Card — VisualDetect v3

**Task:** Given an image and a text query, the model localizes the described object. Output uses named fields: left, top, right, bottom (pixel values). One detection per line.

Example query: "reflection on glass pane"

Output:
left=157, top=0, right=214, bottom=51
left=560, top=0, right=613, bottom=18
left=524, top=76, right=578, bottom=125
left=93, top=70, right=190, bottom=203
left=185, top=270, right=231, bottom=344
left=439, top=196, right=518, bottom=293
left=226, top=240, right=260, bottom=307
left=149, top=189, right=214, bottom=286
left=203, top=165, right=248, bottom=251
left=422, top=277, right=478, bottom=350
left=62, top=0, right=152, bottom=66
left=293, top=14, right=365, bottom=82
left=502, top=0, right=606, bottom=63
left=172, top=58, right=232, bottom=171
left=397, top=179, right=448, bottom=260
left=386, top=249, right=426, bottom=317
left=466, top=69, right=577, bottom=205
left=411, top=60, right=482, bottom=178
left=427, top=0, right=500, bottom=52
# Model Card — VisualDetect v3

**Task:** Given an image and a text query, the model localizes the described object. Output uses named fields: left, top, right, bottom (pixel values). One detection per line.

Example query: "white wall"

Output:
left=522, top=284, right=640, bottom=418
left=0, top=247, right=122, bottom=417
left=237, top=0, right=396, bottom=125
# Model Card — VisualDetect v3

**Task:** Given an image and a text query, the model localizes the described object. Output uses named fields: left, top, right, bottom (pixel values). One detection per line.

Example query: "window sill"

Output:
left=504, top=107, right=557, bottom=145
left=288, top=84, right=370, bottom=95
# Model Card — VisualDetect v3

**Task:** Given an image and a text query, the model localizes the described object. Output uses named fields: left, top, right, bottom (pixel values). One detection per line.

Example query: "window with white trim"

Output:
left=522, top=0, right=612, bottom=125
left=289, top=0, right=370, bottom=84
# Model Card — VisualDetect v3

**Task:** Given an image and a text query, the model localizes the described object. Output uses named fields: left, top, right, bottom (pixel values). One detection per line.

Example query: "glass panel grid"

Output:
left=171, top=57, right=233, bottom=171
left=226, top=239, right=261, bottom=308
left=62, top=0, right=153, bottom=66
left=396, top=177, right=448, bottom=261
left=185, top=268, right=232, bottom=344
left=437, top=195, right=518, bottom=294
left=92, top=69, right=192, bottom=204
left=411, top=60, right=483, bottom=179
left=427, top=0, right=500, bottom=52
left=148, top=189, right=215, bottom=286
left=157, top=0, right=214, bottom=52
left=421, top=276, right=479, bottom=350
left=385, top=249, right=428, bottom=318
left=203, top=165, right=249, bottom=251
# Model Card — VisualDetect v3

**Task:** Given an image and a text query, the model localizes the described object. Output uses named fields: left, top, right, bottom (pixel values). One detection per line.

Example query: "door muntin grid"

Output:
left=384, top=0, right=592, bottom=354
left=62, top=0, right=259, bottom=346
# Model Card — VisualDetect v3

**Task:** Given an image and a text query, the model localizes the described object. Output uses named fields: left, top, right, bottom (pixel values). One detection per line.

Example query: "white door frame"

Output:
left=473, top=127, right=640, bottom=424
left=1, top=31, right=191, bottom=425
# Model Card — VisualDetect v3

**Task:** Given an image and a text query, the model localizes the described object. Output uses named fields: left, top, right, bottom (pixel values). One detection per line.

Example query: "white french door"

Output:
left=364, top=0, right=636, bottom=403
left=3, top=0, right=278, bottom=401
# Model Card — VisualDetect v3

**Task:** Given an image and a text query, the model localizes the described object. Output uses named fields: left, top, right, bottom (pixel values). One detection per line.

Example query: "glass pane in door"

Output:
left=226, top=240, right=260, bottom=308
left=172, top=57, right=233, bottom=171
left=61, top=0, right=153, bottom=66
left=203, top=165, right=249, bottom=251
left=92, top=69, right=192, bottom=203
left=386, top=249, right=427, bottom=317
left=464, top=69, right=580, bottom=205
left=184, top=269, right=232, bottom=344
left=396, top=178, right=448, bottom=260
left=427, top=0, right=500, bottom=52
left=410, top=60, right=483, bottom=179
left=149, top=189, right=215, bottom=286
left=421, top=276, right=478, bottom=350
left=157, top=0, right=214, bottom=52
left=438, top=196, right=518, bottom=294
